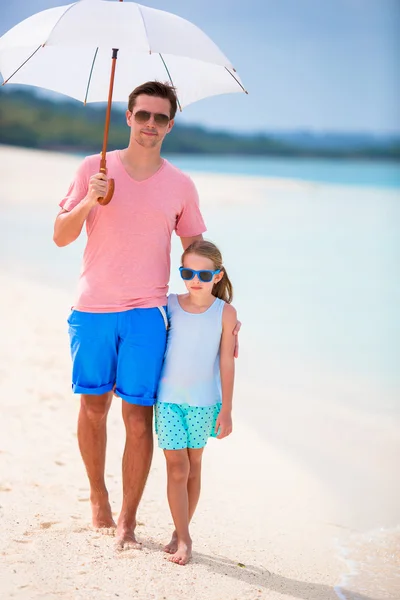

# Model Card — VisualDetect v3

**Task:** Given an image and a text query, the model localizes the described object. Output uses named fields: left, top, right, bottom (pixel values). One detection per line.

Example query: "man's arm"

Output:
left=53, top=173, right=107, bottom=247
left=179, top=234, right=203, bottom=250
left=215, top=303, right=237, bottom=439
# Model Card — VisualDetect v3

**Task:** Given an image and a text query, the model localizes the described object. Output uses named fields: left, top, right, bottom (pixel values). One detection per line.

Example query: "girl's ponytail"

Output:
left=212, top=266, right=233, bottom=304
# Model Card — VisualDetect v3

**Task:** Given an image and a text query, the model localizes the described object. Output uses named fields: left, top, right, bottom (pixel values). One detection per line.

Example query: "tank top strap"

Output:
left=212, top=297, right=225, bottom=326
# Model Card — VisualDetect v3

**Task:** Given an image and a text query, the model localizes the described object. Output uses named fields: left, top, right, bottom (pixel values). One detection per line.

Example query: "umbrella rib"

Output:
left=158, top=54, right=182, bottom=112
left=43, top=1, right=79, bottom=45
left=84, top=47, right=99, bottom=105
left=1, top=45, right=42, bottom=85
left=225, top=67, right=248, bottom=94
left=136, top=5, right=151, bottom=54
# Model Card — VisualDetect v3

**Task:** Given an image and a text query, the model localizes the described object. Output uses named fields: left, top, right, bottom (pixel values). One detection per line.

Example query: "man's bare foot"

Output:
left=163, top=531, right=178, bottom=554
left=168, top=539, right=192, bottom=566
left=115, top=522, right=142, bottom=551
left=91, top=495, right=116, bottom=533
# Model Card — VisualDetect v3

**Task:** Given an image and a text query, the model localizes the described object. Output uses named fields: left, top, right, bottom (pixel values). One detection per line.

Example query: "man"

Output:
left=54, top=81, right=238, bottom=550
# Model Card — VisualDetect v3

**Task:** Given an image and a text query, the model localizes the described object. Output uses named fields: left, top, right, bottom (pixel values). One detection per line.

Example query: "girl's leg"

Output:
left=164, top=449, right=192, bottom=565
left=164, top=447, right=204, bottom=556
left=187, top=448, right=204, bottom=520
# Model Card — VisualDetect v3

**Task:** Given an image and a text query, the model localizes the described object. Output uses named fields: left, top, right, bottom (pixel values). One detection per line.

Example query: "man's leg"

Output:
left=78, top=392, right=115, bottom=529
left=115, top=403, right=154, bottom=550
left=68, top=309, right=119, bottom=528
left=114, top=307, right=167, bottom=549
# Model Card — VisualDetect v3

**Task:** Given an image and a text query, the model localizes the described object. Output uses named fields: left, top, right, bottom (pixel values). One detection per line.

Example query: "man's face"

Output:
left=126, top=94, right=174, bottom=149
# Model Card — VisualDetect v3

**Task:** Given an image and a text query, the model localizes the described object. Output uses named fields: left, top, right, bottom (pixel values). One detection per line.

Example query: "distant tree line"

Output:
left=0, top=88, right=399, bottom=160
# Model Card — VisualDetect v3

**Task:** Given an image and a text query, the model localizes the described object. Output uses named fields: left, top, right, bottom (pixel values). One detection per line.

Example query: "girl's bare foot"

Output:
left=163, top=531, right=178, bottom=554
left=168, top=539, right=192, bottom=566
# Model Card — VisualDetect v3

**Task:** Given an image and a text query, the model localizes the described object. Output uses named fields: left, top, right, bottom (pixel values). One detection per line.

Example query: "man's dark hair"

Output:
left=128, top=81, right=178, bottom=119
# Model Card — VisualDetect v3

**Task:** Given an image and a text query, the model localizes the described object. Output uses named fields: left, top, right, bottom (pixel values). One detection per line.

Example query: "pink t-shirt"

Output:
left=59, top=150, right=206, bottom=312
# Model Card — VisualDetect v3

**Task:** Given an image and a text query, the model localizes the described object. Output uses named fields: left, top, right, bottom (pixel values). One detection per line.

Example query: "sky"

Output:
left=0, top=0, right=399, bottom=134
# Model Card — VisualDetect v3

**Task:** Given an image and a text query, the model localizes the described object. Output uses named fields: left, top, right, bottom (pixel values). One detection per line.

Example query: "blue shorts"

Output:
left=154, top=402, right=222, bottom=450
left=67, top=307, right=167, bottom=406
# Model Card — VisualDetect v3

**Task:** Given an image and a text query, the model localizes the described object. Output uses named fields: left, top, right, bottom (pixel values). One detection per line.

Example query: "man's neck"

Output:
left=119, top=145, right=164, bottom=181
left=122, top=144, right=162, bottom=170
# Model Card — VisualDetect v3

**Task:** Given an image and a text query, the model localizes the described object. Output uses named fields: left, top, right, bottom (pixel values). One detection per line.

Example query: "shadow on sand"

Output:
left=142, top=538, right=377, bottom=600
left=191, top=551, right=378, bottom=600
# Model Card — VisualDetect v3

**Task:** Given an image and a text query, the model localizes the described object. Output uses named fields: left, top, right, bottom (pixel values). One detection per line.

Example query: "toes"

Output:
left=95, top=526, right=116, bottom=536
left=115, top=538, right=142, bottom=551
left=168, top=553, right=189, bottom=565
left=124, top=541, right=142, bottom=550
left=168, top=554, right=180, bottom=563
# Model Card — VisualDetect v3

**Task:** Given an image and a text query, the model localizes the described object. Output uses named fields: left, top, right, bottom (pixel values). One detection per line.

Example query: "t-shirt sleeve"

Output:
left=175, top=177, right=207, bottom=238
left=59, top=158, right=90, bottom=212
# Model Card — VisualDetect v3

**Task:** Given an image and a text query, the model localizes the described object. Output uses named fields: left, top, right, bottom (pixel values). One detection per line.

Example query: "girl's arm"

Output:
left=216, top=303, right=237, bottom=439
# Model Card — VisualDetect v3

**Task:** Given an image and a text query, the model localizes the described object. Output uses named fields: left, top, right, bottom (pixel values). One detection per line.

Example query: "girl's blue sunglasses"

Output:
left=179, top=267, right=221, bottom=283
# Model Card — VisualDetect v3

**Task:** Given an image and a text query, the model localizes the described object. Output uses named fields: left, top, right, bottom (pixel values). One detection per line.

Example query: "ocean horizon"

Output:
left=72, top=149, right=400, bottom=190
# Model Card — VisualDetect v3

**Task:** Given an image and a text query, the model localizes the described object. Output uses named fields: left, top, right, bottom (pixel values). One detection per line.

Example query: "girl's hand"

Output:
left=215, top=410, right=232, bottom=439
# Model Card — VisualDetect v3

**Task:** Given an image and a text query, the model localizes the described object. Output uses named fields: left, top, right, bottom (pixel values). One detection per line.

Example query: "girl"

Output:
left=155, top=240, right=237, bottom=566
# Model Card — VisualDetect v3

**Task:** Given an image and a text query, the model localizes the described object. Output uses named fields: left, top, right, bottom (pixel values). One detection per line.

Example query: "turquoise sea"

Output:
left=166, top=154, right=400, bottom=188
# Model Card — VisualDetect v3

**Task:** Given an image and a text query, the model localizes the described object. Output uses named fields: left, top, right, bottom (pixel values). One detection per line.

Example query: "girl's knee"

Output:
left=188, top=460, right=202, bottom=481
left=165, top=451, right=190, bottom=482
left=188, top=449, right=203, bottom=477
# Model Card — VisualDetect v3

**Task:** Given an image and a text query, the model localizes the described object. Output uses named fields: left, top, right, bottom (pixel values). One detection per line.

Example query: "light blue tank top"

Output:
left=157, top=294, right=225, bottom=407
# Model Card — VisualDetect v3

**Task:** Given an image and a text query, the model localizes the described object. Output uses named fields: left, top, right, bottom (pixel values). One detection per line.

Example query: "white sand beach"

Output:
left=0, top=146, right=399, bottom=600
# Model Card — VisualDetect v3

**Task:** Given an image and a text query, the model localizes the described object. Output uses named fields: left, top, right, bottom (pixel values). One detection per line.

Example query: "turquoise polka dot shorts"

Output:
left=154, top=402, right=222, bottom=450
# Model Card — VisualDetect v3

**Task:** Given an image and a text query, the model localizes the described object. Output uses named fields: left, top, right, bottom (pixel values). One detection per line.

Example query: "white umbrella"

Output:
left=0, top=0, right=247, bottom=203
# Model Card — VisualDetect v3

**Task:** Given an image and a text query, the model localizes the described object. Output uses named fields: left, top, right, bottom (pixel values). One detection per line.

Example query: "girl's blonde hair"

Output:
left=181, top=240, right=233, bottom=304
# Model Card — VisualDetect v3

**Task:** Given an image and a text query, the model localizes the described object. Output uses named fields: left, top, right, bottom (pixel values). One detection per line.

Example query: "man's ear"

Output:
left=126, top=110, right=132, bottom=126
left=166, top=119, right=174, bottom=134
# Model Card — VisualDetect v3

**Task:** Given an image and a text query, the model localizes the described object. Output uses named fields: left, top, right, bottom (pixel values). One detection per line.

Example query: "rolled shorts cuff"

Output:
left=72, top=382, right=114, bottom=395
left=116, top=389, right=156, bottom=406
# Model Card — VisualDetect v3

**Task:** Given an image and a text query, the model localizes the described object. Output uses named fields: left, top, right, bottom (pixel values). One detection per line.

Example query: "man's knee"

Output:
left=122, top=404, right=153, bottom=438
left=80, top=393, right=112, bottom=422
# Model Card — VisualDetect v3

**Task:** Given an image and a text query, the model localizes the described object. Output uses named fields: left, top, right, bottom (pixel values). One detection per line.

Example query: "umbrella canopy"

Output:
left=0, top=0, right=246, bottom=108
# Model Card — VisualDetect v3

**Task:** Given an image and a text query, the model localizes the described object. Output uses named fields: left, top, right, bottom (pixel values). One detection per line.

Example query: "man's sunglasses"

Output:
left=132, top=110, right=170, bottom=127
left=179, top=267, right=221, bottom=283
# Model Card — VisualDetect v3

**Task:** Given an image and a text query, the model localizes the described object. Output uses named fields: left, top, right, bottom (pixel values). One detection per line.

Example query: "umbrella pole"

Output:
left=98, top=47, right=119, bottom=205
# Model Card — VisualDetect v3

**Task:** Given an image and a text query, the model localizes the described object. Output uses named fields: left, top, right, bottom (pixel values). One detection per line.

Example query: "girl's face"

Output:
left=182, top=253, right=223, bottom=297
